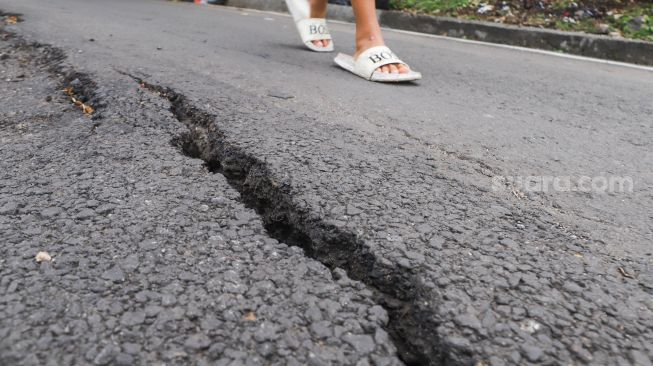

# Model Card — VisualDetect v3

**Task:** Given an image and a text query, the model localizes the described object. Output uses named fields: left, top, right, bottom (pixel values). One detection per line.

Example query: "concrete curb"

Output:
left=223, top=0, right=653, bottom=66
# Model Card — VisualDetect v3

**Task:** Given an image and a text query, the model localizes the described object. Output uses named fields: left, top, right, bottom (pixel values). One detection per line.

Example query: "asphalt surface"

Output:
left=0, top=1, right=652, bottom=365
left=0, top=37, right=402, bottom=366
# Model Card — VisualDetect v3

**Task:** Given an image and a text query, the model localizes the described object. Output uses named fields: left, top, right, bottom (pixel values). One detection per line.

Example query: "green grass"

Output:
left=389, top=0, right=653, bottom=42
left=390, top=0, right=475, bottom=15
left=612, top=7, right=653, bottom=42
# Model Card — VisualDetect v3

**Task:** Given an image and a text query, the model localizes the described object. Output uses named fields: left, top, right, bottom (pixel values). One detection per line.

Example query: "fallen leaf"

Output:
left=242, top=311, right=257, bottom=321
left=6, top=16, right=18, bottom=24
left=171, top=351, right=188, bottom=358
left=618, top=267, right=634, bottom=279
left=574, top=253, right=583, bottom=258
left=35, top=251, right=51, bottom=262
left=63, top=88, right=94, bottom=114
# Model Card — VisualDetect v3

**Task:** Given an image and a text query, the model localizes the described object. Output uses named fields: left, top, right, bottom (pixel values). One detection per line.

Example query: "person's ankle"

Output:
left=354, top=33, right=385, bottom=58
left=309, top=0, right=327, bottom=18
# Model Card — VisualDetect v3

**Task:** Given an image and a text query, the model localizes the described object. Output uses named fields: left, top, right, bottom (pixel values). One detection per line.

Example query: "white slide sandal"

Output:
left=285, top=0, right=334, bottom=52
left=334, top=46, right=422, bottom=82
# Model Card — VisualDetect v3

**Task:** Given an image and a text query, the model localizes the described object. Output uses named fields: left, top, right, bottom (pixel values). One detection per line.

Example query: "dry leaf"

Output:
left=6, top=16, right=18, bottom=24
left=63, top=88, right=94, bottom=115
left=35, top=251, right=51, bottom=262
left=574, top=253, right=583, bottom=258
left=618, top=267, right=634, bottom=279
left=242, top=311, right=257, bottom=321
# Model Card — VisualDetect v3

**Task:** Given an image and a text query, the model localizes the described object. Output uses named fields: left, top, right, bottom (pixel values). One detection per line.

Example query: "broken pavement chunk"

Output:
left=35, top=251, right=52, bottom=262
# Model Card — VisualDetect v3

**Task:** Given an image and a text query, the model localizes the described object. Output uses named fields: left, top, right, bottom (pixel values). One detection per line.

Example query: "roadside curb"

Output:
left=223, top=0, right=653, bottom=66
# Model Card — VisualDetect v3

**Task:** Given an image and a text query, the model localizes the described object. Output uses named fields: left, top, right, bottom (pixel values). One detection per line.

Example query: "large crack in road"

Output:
left=130, top=76, right=441, bottom=365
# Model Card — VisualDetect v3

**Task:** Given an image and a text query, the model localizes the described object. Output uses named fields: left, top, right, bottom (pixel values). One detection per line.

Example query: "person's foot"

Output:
left=354, top=33, right=409, bottom=74
left=309, top=0, right=331, bottom=49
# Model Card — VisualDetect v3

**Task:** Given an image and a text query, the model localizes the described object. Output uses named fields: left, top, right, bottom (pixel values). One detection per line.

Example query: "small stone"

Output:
left=138, top=239, right=158, bottom=251
left=0, top=202, right=18, bottom=215
left=253, top=322, right=278, bottom=342
left=519, top=319, right=541, bottom=333
left=429, top=236, right=444, bottom=249
left=455, top=314, right=482, bottom=330
left=267, top=88, right=294, bottom=100
left=628, top=16, right=646, bottom=31
left=75, top=208, right=95, bottom=220
left=144, top=305, right=163, bottom=317
left=444, top=336, right=471, bottom=351
left=597, top=23, right=610, bottom=34
left=367, top=305, right=388, bottom=325
left=571, top=342, right=593, bottom=362
left=346, top=204, right=363, bottom=216
left=161, top=293, right=177, bottom=306
left=95, top=204, right=115, bottom=214
left=102, top=266, right=125, bottom=282
left=310, top=321, right=332, bottom=339
left=343, top=333, right=375, bottom=355
left=93, top=344, right=118, bottom=365
left=35, top=251, right=52, bottom=262
left=563, top=281, right=582, bottom=293
left=120, top=311, right=146, bottom=326
left=488, top=356, right=506, bottom=366
left=521, top=344, right=543, bottom=362
left=416, top=223, right=433, bottom=233
left=184, top=333, right=211, bottom=350
left=122, top=343, right=141, bottom=355
left=40, top=207, right=62, bottom=217
left=355, top=358, right=371, bottom=366
left=508, top=274, right=521, bottom=288
left=629, top=350, right=652, bottom=366
left=114, top=353, right=133, bottom=366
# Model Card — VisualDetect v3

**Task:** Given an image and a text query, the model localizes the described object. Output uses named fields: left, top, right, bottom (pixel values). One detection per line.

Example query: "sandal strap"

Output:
left=297, top=18, right=332, bottom=43
left=354, top=46, right=406, bottom=79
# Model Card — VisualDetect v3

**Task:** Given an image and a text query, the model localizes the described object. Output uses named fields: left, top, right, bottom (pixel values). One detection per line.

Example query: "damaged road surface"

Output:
left=0, top=31, right=402, bottom=366
left=1, top=1, right=652, bottom=365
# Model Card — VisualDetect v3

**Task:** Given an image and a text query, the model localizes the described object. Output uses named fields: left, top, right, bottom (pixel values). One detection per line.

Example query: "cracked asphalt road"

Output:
left=0, top=38, right=401, bottom=366
left=1, top=0, right=652, bottom=365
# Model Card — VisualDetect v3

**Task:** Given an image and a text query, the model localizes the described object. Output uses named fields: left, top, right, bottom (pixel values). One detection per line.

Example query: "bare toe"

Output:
left=397, top=64, right=410, bottom=74
left=323, top=39, right=330, bottom=47
left=312, top=40, right=323, bottom=48
left=389, top=64, right=399, bottom=74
